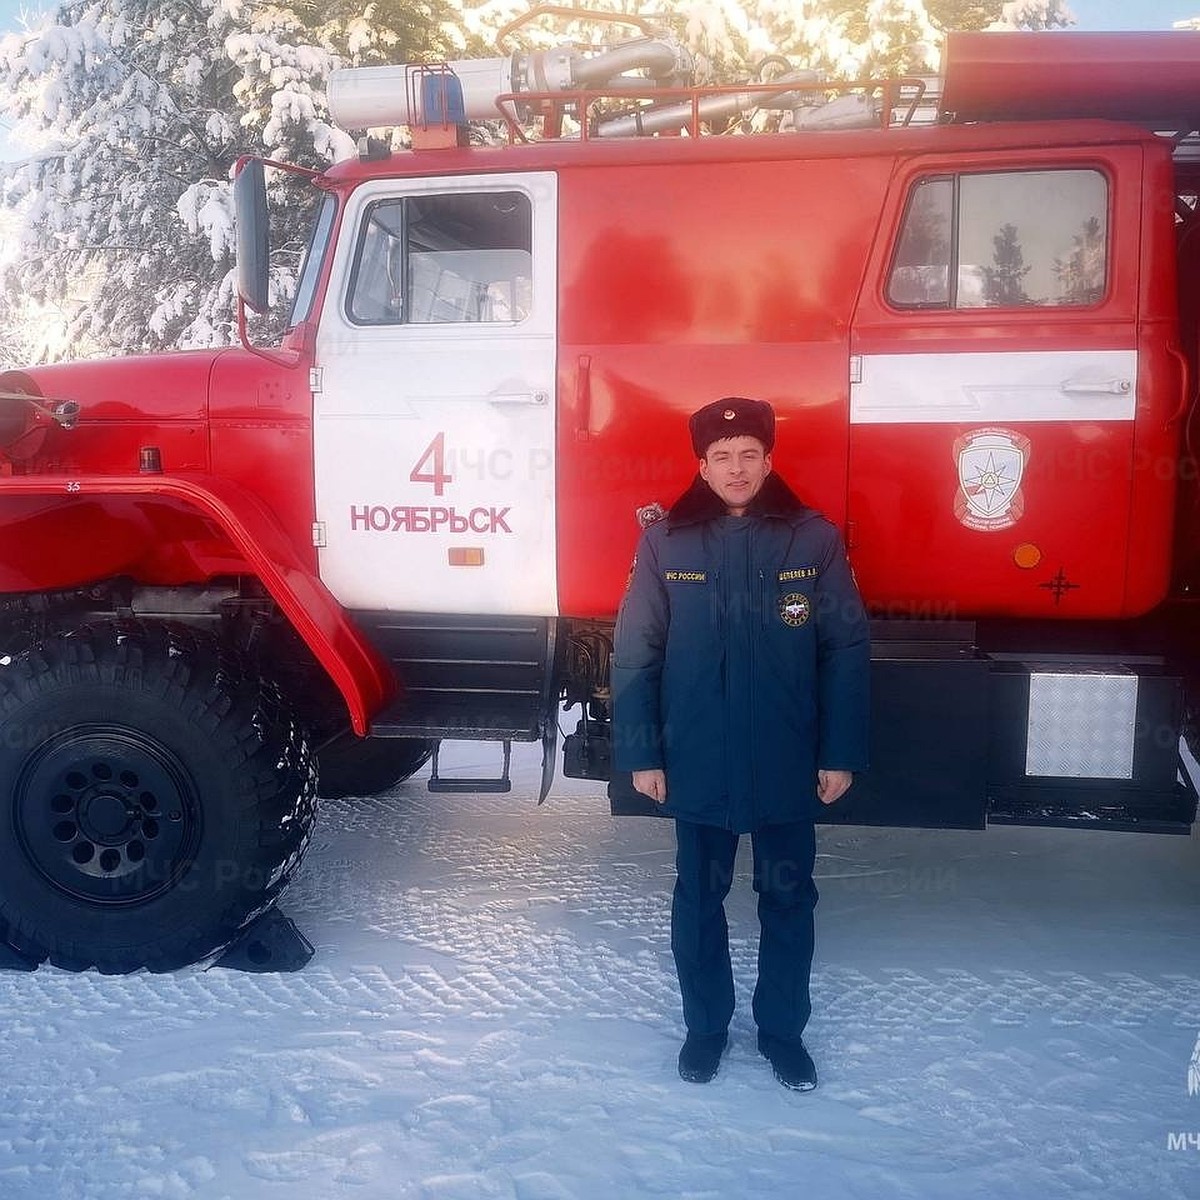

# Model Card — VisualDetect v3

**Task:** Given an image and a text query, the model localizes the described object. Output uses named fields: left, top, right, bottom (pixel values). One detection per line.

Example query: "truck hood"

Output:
left=2, top=350, right=224, bottom=422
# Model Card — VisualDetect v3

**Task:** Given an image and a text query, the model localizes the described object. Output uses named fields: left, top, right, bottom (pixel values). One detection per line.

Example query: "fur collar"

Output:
left=667, top=470, right=812, bottom=528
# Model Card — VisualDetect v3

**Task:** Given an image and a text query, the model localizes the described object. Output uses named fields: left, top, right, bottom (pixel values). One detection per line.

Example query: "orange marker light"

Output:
left=1013, top=543, right=1042, bottom=569
left=448, top=547, right=485, bottom=567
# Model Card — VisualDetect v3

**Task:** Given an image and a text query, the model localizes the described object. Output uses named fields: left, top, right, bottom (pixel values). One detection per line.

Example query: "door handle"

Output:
left=1060, top=378, right=1131, bottom=395
left=575, top=354, right=592, bottom=440
left=1165, top=343, right=1190, bottom=429
left=488, top=390, right=549, bottom=406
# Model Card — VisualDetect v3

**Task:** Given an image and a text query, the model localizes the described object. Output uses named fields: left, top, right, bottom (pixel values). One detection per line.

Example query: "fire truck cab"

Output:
left=1, top=28, right=1199, bottom=971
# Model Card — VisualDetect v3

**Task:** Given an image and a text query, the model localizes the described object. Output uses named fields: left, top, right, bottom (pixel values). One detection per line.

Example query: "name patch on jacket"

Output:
left=778, top=566, right=818, bottom=582
left=664, top=570, right=708, bottom=583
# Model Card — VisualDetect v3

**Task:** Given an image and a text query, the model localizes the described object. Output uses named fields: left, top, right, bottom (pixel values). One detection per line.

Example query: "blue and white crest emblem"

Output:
left=778, top=592, right=811, bottom=627
left=953, top=427, right=1031, bottom=531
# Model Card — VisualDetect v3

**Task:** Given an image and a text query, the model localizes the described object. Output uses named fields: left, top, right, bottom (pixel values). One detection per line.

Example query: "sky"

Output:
left=1074, top=0, right=1199, bottom=26
left=0, top=2, right=39, bottom=35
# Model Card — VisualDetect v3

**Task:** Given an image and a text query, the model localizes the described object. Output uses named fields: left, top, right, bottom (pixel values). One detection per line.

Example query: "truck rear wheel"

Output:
left=317, top=735, right=433, bottom=799
left=0, top=622, right=317, bottom=972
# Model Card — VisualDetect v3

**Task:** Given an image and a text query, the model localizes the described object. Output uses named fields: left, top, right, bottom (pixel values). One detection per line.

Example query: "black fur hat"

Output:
left=689, top=396, right=776, bottom=457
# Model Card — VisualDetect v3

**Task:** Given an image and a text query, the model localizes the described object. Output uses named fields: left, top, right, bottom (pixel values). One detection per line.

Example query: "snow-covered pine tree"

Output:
left=755, top=0, right=1075, bottom=75
left=455, top=1, right=1038, bottom=86
left=0, top=0, right=452, bottom=361
left=986, top=0, right=1073, bottom=31
left=674, top=0, right=1066, bottom=79
left=0, top=1, right=258, bottom=356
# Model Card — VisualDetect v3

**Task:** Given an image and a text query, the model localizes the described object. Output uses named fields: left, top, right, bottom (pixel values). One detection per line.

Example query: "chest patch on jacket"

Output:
left=779, top=592, right=811, bottom=626
left=664, top=570, right=708, bottom=583
left=778, top=566, right=818, bottom=582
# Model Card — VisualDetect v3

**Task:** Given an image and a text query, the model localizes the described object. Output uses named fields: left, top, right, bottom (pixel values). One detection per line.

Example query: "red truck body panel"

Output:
left=942, top=31, right=1200, bottom=126
left=0, top=87, right=1190, bottom=719
left=0, top=473, right=393, bottom=733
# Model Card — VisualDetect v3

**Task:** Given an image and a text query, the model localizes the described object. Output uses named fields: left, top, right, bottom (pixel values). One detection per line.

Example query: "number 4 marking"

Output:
left=410, top=432, right=453, bottom=496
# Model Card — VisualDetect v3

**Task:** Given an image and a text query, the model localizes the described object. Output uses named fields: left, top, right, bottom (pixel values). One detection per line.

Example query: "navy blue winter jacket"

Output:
left=612, top=471, right=870, bottom=832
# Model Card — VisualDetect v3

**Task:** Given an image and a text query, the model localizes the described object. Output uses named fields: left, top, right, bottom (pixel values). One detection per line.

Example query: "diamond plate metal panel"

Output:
left=1026, top=672, right=1137, bottom=779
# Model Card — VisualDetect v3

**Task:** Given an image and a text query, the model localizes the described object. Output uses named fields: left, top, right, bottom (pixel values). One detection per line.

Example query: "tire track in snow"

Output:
left=0, top=767, right=1197, bottom=1200
left=1, top=962, right=1196, bottom=1030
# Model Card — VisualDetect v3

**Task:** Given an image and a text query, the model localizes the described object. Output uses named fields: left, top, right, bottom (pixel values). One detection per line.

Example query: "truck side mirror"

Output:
left=234, top=158, right=271, bottom=314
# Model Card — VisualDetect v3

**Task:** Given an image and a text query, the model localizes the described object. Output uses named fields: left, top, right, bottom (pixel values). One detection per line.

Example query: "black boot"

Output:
left=678, top=1030, right=728, bottom=1083
left=757, top=1031, right=817, bottom=1091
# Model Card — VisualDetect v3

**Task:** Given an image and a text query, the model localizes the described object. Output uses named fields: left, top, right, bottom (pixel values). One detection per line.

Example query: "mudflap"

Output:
left=539, top=716, right=558, bottom=805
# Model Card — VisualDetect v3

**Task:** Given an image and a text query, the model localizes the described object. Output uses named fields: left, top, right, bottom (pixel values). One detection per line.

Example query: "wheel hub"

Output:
left=78, top=791, right=134, bottom=843
left=15, top=726, right=200, bottom=907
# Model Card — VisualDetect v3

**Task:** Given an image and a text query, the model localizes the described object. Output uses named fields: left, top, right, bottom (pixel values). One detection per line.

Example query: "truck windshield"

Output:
left=288, top=193, right=337, bottom=328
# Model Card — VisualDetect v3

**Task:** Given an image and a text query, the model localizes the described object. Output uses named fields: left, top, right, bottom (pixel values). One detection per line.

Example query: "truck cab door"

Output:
left=848, top=147, right=1165, bottom=619
left=312, top=172, right=558, bottom=616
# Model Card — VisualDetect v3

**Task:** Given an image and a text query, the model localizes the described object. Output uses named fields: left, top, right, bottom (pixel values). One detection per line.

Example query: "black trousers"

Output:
left=671, top=818, right=818, bottom=1041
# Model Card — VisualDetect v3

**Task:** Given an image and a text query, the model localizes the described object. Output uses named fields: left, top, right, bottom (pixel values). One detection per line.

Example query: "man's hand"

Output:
left=817, top=769, right=852, bottom=806
left=632, top=768, right=667, bottom=804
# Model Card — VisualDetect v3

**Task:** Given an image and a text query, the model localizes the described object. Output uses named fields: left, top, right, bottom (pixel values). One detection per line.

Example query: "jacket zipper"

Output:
left=747, top=539, right=759, bottom=828
left=723, top=525, right=736, bottom=819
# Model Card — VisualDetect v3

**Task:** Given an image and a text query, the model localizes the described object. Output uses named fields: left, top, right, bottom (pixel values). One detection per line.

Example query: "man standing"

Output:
left=611, top=397, right=870, bottom=1089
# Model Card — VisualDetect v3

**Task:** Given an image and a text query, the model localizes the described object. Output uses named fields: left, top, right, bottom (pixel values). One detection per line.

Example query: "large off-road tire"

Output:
left=0, top=621, right=317, bottom=972
left=317, top=735, right=433, bottom=799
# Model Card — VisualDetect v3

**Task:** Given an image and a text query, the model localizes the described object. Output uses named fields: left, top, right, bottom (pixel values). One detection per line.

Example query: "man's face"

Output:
left=699, top=436, right=772, bottom=513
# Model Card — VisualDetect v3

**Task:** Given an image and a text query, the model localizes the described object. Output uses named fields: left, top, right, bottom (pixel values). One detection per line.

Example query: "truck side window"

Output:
left=888, top=169, right=1108, bottom=310
left=888, top=177, right=953, bottom=307
left=347, top=190, right=532, bottom=325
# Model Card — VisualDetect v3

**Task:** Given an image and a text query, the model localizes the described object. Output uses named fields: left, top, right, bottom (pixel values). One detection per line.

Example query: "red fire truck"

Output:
left=0, top=25, right=1197, bottom=971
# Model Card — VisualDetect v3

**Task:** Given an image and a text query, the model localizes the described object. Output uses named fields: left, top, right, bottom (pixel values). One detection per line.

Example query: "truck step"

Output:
left=360, top=612, right=552, bottom=742
left=427, top=739, right=513, bottom=793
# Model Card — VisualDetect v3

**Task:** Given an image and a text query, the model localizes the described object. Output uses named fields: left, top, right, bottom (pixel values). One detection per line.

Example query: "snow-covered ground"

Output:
left=1, top=741, right=1198, bottom=1200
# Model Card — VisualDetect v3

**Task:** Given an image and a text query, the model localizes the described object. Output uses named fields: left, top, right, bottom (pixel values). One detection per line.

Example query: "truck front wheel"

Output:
left=0, top=622, right=317, bottom=972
